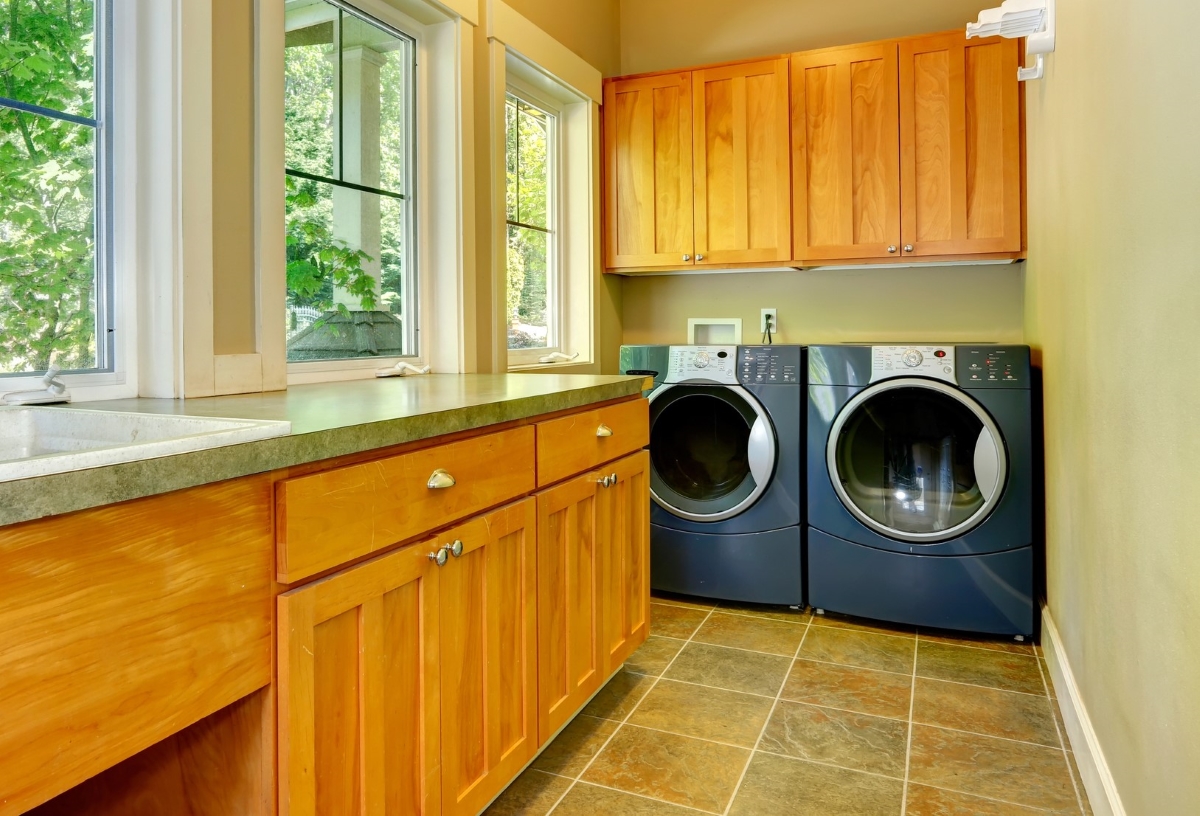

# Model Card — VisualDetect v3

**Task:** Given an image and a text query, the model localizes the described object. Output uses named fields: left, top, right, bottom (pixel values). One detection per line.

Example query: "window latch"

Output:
left=537, top=351, right=579, bottom=364
left=375, top=362, right=431, bottom=378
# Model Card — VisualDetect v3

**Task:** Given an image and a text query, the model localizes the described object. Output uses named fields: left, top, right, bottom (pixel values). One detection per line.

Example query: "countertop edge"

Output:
left=0, top=377, right=648, bottom=528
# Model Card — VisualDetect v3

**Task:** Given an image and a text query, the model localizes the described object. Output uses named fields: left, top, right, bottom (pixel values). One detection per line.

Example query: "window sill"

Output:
left=507, top=358, right=593, bottom=374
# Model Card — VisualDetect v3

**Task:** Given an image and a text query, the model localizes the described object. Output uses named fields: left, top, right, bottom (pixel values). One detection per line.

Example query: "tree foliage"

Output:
left=0, top=0, right=97, bottom=373
left=505, top=95, right=551, bottom=350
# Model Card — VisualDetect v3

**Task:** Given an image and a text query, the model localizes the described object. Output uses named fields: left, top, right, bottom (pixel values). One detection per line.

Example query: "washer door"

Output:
left=827, top=378, right=1007, bottom=543
left=649, top=384, right=777, bottom=522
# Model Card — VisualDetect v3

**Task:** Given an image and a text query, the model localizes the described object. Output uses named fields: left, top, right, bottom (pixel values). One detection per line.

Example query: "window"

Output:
left=505, top=87, right=558, bottom=362
left=0, top=0, right=110, bottom=377
left=283, top=0, right=417, bottom=364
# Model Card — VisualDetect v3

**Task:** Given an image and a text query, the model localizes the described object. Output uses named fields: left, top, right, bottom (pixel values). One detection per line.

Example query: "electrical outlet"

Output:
left=760, top=308, right=778, bottom=334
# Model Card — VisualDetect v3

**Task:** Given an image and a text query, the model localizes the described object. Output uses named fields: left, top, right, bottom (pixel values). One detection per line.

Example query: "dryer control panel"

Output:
left=665, top=345, right=738, bottom=384
left=738, top=346, right=802, bottom=384
left=956, top=346, right=1030, bottom=388
left=869, top=346, right=957, bottom=384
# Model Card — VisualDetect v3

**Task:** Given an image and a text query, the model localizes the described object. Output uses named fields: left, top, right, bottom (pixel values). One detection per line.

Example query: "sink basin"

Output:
left=0, top=406, right=292, bottom=482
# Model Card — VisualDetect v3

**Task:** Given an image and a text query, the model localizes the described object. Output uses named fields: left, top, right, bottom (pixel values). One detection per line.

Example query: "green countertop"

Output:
left=0, top=373, right=651, bottom=528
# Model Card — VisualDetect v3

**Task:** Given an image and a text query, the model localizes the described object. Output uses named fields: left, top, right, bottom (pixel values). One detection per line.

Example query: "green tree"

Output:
left=0, top=0, right=98, bottom=373
left=505, top=95, right=551, bottom=350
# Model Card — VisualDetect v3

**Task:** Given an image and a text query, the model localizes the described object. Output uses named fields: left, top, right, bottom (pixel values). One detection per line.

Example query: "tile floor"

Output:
left=487, top=593, right=1094, bottom=816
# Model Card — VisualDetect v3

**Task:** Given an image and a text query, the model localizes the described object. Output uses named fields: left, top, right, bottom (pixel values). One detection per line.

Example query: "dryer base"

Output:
left=808, top=528, right=1034, bottom=636
left=651, top=524, right=803, bottom=605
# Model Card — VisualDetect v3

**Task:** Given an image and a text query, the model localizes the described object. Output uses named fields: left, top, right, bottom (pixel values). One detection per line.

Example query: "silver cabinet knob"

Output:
left=596, top=424, right=613, bottom=438
left=428, top=548, right=449, bottom=567
left=695, top=253, right=704, bottom=261
left=598, top=475, right=612, bottom=487
left=610, top=472, right=618, bottom=485
left=682, top=254, right=691, bottom=261
left=444, top=539, right=464, bottom=558
left=904, top=244, right=914, bottom=253
left=427, top=469, right=456, bottom=489
left=887, top=245, right=897, bottom=253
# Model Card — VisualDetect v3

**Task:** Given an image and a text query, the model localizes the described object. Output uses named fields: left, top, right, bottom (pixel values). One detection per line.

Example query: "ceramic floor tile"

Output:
left=717, top=599, right=812, bottom=623
left=484, top=768, right=572, bottom=815
left=728, top=751, right=904, bottom=816
left=918, top=628, right=1037, bottom=655
left=799, top=625, right=915, bottom=674
left=664, top=641, right=793, bottom=697
left=531, top=715, right=618, bottom=777
left=811, top=609, right=916, bottom=636
left=1066, top=751, right=1095, bottom=816
left=650, top=590, right=717, bottom=610
left=781, top=658, right=913, bottom=720
left=913, top=677, right=1059, bottom=746
left=916, top=642, right=1044, bottom=695
left=908, top=724, right=1079, bottom=811
left=650, top=602, right=710, bottom=639
left=583, top=724, right=749, bottom=813
left=904, top=783, right=1051, bottom=815
left=758, top=700, right=908, bottom=778
left=624, top=635, right=685, bottom=677
left=1040, top=657, right=1059, bottom=699
left=692, top=611, right=808, bottom=656
left=628, top=678, right=775, bottom=747
left=552, top=782, right=700, bottom=815
left=582, top=669, right=657, bottom=721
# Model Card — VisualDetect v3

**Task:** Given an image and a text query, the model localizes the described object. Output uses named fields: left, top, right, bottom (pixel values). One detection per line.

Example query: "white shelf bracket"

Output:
left=967, top=0, right=1055, bottom=82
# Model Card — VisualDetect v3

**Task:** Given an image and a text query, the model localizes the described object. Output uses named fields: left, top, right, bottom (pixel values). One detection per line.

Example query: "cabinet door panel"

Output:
left=439, top=500, right=538, bottom=816
left=792, top=44, right=901, bottom=261
left=600, top=451, right=651, bottom=674
left=536, top=474, right=603, bottom=742
left=900, top=32, right=1021, bottom=256
left=604, top=73, right=694, bottom=268
left=693, top=58, right=791, bottom=264
left=279, top=544, right=441, bottom=816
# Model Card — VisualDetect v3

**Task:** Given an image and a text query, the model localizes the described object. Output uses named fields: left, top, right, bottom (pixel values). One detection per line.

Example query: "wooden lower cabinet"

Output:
left=599, top=451, right=651, bottom=674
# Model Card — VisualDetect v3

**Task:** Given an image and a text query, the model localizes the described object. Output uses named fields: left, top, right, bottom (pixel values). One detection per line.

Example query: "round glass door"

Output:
left=827, top=378, right=1007, bottom=543
left=649, top=385, right=776, bottom=522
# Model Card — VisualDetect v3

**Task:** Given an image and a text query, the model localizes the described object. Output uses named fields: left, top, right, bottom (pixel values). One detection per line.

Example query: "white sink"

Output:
left=0, top=406, right=292, bottom=482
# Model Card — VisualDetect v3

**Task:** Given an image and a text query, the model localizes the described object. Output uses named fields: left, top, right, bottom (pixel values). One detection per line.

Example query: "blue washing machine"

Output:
left=807, top=345, right=1035, bottom=636
left=621, top=345, right=805, bottom=605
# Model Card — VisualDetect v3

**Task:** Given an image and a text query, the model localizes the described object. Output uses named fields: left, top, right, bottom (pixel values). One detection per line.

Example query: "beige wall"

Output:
left=1025, top=0, right=1200, bottom=811
left=619, top=0, right=990, bottom=75
left=622, top=266, right=1024, bottom=346
left=504, top=0, right=621, bottom=77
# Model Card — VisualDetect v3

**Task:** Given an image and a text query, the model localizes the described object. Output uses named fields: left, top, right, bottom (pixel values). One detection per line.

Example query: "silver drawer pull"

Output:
left=444, top=539, right=464, bottom=558
left=596, top=424, right=613, bottom=438
left=428, top=549, right=449, bottom=567
left=427, top=469, right=456, bottom=489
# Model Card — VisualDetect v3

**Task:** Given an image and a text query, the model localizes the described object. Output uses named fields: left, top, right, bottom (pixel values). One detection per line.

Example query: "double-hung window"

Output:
left=505, top=84, right=561, bottom=365
left=283, top=0, right=417, bottom=365
left=0, top=0, right=111, bottom=377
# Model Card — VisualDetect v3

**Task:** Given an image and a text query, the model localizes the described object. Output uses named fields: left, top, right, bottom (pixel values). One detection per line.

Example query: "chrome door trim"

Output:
left=648, top=383, right=777, bottom=522
left=826, top=377, right=1009, bottom=543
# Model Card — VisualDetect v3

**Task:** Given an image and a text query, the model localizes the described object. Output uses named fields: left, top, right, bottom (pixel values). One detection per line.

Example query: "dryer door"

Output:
left=827, top=378, right=1007, bottom=544
left=649, top=384, right=777, bottom=522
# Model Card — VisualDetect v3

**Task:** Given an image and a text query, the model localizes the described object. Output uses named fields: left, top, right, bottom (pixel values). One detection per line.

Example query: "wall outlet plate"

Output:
left=760, top=308, right=778, bottom=333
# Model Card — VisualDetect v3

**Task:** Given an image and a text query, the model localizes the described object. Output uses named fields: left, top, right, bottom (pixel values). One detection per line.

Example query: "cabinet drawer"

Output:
left=536, top=399, right=648, bottom=487
left=277, top=426, right=535, bottom=583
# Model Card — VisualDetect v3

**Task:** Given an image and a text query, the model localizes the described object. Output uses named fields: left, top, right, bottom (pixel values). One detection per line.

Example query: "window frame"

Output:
left=504, top=78, right=564, bottom=368
left=0, top=0, right=126, bottom=394
left=282, top=0, right=422, bottom=374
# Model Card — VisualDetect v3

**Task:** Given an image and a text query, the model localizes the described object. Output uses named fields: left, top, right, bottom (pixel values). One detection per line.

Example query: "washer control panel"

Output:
left=956, top=346, right=1029, bottom=387
left=870, top=346, right=956, bottom=384
left=738, top=346, right=801, bottom=384
left=665, top=345, right=738, bottom=384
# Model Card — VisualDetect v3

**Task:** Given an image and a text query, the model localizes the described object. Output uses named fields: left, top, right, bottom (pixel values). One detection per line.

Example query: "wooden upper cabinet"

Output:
left=604, top=73, right=695, bottom=268
left=791, top=43, right=901, bottom=262
left=899, top=32, right=1022, bottom=256
left=693, top=58, right=792, bottom=265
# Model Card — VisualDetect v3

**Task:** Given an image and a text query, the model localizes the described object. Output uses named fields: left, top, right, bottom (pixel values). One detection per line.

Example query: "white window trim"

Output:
left=496, top=51, right=595, bottom=372
left=504, top=79, right=564, bottom=368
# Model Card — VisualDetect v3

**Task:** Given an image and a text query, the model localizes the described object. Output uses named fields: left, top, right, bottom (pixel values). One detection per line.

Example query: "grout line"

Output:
left=912, top=721, right=1066, bottom=751
left=751, top=748, right=906, bottom=782
left=912, top=673, right=1056, bottom=699
left=719, top=612, right=812, bottom=815
left=619, top=673, right=781, bottom=701
left=613, top=721, right=759, bottom=752
left=914, top=636, right=1039, bottom=657
left=568, top=780, right=719, bottom=815
left=907, top=779, right=1060, bottom=813
left=701, top=608, right=813, bottom=626
left=900, top=628, right=920, bottom=814
left=650, top=598, right=718, bottom=612
left=685, top=638, right=803, bottom=659
left=544, top=605, right=718, bottom=815
left=1035, top=647, right=1088, bottom=815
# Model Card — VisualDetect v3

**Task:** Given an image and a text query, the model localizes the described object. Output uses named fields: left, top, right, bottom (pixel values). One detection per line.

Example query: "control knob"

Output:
left=902, top=349, right=924, bottom=367
left=693, top=351, right=711, bottom=368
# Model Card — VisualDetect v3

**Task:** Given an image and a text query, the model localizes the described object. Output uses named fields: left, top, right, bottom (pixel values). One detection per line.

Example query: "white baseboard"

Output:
left=1041, top=607, right=1127, bottom=816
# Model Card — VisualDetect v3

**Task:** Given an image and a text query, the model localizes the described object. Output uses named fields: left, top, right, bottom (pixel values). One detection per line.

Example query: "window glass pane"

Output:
left=1, top=63, right=99, bottom=375
left=504, top=95, right=550, bottom=229
left=339, top=12, right=411, bottom=190
left=0, top=0, right=95, bottom=118
left=506, top=224, right=549, bottom=351
left=283, top=15, right=335, bottom=177
left=285, top=176, right=409, bottom=360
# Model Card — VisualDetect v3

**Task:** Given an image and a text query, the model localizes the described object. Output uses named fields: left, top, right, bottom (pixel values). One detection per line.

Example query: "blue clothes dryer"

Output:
left=807, top=345, right=1035, bottom=636
left=622, top=345, right=805, bottom=605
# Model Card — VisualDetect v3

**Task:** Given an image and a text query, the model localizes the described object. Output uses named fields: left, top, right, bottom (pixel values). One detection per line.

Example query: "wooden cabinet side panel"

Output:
left=535, top=476, right=602, bottom=744
left=0, top=477, right=274, bottom=816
